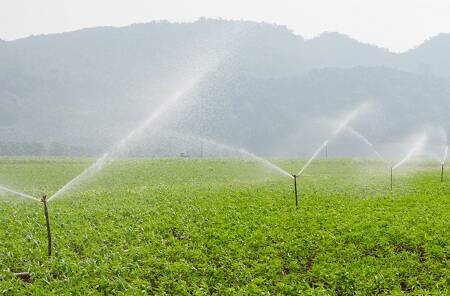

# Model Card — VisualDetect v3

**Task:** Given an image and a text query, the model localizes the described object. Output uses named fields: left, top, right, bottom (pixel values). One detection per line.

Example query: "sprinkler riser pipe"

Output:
left=41, top=196, right=52, bottom=257
left=441, top=164, right=444, bottom=183
left=293, top=175, right=298, bottom=209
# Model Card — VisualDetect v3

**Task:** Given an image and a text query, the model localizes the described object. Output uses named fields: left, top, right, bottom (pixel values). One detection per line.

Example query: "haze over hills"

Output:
left=0, top=19, right=449, bottom=157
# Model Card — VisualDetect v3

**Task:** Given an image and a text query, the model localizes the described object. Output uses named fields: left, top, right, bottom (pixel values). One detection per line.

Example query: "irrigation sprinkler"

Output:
left=41, top=195, right=52, bottom=257
left=441, top=164, right=444, bottom=183
left=293, top=174, right=298, bottom=209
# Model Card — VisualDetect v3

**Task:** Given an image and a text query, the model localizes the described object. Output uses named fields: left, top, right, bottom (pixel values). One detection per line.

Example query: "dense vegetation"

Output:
left=0, top=157, right=448, bottom=294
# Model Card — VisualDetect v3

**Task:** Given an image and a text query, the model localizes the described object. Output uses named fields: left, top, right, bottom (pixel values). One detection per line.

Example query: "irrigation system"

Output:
left=0, top=104, right=447, bottom=260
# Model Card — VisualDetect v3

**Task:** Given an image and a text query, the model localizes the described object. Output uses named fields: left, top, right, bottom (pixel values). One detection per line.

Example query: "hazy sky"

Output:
left=1, top=0, right=450, bottom=52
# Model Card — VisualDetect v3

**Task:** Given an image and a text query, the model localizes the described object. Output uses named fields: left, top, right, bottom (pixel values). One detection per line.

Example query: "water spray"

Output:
left=390, top=134, right=427, bottom=190
left=346, top=126, right=386, bottom=162
left=297, top=140, right=329, bottom=176
left=41, top=195, right=52, bottom=257
left=441, top=146, right=448, bottom=183
left=0, top=186, right=52, bottom=260
left=0, top=185, right=40, bottom=202
left=296, top=102, right=370, bottom=177
left=47, top=28, right=245, bottom=202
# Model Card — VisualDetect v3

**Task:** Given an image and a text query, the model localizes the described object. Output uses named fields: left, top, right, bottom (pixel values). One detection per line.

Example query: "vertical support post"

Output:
left=325, top=144, right=328, bottom=159
left=441, top=164, right=444, bottom=183
left=390, top=167, right=393, bottom=191
left=41, top=195, right=52, bottom=257
left=293, top=175, right=298, bottom=209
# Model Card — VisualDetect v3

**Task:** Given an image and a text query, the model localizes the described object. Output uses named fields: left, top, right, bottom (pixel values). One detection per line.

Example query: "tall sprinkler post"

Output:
left=41, top=195, right=52, bottom=257
left=293, top=174, right=298, bottom=209
left=441, top=163, right=444, bottom=183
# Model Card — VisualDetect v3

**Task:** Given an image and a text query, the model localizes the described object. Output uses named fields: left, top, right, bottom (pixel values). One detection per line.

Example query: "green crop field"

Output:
left=0, top=157, right=449, bottom=295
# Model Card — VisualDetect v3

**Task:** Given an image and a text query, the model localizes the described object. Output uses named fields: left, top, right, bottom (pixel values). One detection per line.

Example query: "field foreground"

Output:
left=0, top=157, right=449, bottom=295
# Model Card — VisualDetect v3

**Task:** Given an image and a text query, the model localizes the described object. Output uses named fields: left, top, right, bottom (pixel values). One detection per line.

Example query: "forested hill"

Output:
left=0, top=19, right=449, bottom=156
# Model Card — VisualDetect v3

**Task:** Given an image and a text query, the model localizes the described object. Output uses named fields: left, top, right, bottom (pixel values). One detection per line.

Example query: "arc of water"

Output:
left=296, top=140, right=329, bottom=176
left=238, top=149, right=294, bottom=179
left=296, top=102, right=370, bottom=176
left=333, top=102, right=371, bottom=137
left=156, top=129, right=294, bottom=179
left=442, top=145, right=448, bottom=165
left=48, top=79, right=204, bottom=202
left=0, top=185, right=40, bottom=202
left=346, top=126, right=386, bottom=162
left=392, top=134, right=427, bottom=170
left=48, top=29, right=249, bottom=202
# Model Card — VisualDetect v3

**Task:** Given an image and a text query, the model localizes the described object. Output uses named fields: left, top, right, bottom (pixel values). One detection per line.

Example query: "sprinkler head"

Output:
left=292, top=174, right=297, bottom=179
left=41, top=195, right=47, bottom=203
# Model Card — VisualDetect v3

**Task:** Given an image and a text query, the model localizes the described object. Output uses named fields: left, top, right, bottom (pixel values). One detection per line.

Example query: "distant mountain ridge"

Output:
left=0, top=19, right=449, bottom=156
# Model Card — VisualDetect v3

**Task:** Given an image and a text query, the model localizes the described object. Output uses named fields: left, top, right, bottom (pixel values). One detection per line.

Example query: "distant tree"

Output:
left=47, top=142, right=67, bottom=156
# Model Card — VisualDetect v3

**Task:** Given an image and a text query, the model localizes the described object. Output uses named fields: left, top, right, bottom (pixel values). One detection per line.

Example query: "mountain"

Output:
left=398, top=34, right=450, bottom=77
left=0, top=19, right=448, bottom=156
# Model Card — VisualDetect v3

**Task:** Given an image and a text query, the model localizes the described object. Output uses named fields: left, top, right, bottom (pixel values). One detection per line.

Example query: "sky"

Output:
left=1, top=0, right=450, bottom=52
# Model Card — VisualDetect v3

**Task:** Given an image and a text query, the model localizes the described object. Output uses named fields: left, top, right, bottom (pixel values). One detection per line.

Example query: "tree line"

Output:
left=0, top=141, right=92, bottom=156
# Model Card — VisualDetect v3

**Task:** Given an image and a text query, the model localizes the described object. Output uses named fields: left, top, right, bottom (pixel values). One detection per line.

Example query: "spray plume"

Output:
left=392, top=134, right=427, bottom=170
left=346, top=126, right=386, bottom=161
left=145, top=129, right=293, bottom=179
left=0, top=185, right=40, bottom=202
left=296, top=102, right=370, bottom=176
left=442, top=146, right=448, bottom=165
left=48, top=29, right=248, bottom=202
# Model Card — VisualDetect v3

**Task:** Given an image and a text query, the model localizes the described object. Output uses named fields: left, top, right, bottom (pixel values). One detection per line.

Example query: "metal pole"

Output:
left=293, top=175, right=298, bottom=209
left=441, top=164, right=444, bottom=183
left=41, top=195, right=52, bottom=257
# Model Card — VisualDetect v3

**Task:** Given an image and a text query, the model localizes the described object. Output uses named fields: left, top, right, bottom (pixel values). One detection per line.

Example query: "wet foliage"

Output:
left=0, top=157, right=448, bottom=294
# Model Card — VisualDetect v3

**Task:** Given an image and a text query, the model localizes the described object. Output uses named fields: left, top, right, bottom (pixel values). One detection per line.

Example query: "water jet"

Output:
left=47, top=32, right=241, bottom=202
left=390, top=134, right=427, bottom=190
left=441, top=145, right=448, bottom=183
left=296, top=102, right=370, bottom=177
left=346, top=126, right=386, bottom=162
left=0, top=185, right=40, bottom=202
